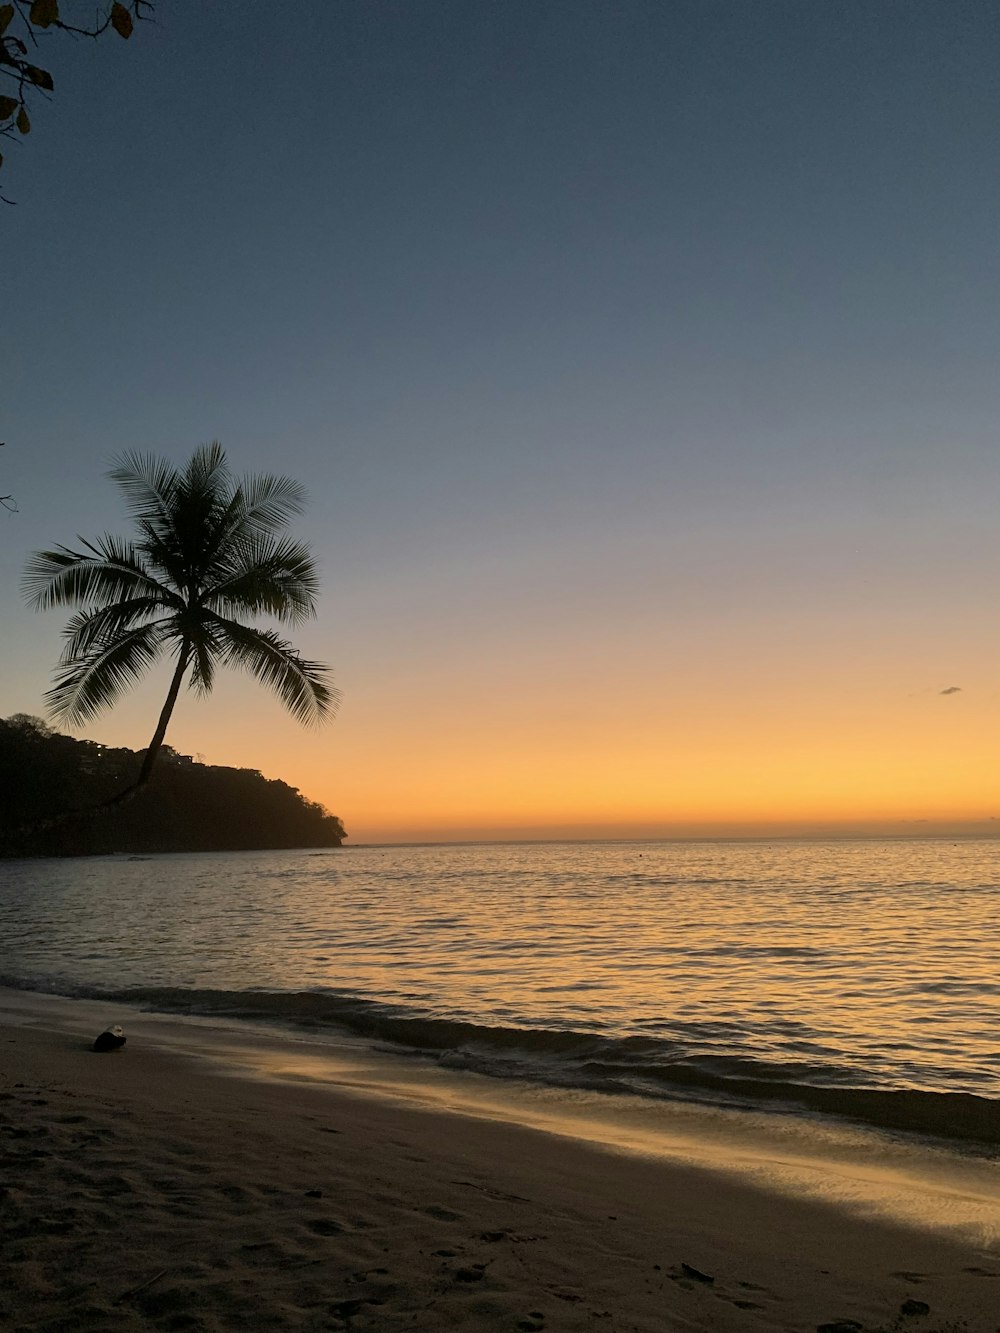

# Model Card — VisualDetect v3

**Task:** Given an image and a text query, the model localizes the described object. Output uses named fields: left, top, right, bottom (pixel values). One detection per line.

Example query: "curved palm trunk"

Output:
left=110, top=640, right=191, bottom=804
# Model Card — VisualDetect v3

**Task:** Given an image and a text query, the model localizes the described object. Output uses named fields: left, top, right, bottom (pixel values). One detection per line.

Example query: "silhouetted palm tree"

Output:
left=23, top=442, right=336, bottom=803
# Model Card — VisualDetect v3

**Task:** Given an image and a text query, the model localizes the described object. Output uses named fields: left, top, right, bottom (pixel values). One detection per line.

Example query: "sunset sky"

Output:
left=4, top=1, right=1000, bottom=843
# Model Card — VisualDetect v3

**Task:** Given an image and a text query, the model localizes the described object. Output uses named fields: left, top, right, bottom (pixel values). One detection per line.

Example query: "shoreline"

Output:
left=3, top=990, right=1000, bottom=1330
left=6, top=977, right=999, bottom=1156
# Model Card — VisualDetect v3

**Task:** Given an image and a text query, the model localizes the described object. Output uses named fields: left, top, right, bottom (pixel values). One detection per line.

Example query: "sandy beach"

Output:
left=1, top=991, right=998, bottom=1332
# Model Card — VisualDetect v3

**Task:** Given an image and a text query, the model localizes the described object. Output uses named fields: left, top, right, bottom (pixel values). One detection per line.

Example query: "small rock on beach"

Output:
left=92, top=1026, right=126, bottom=1053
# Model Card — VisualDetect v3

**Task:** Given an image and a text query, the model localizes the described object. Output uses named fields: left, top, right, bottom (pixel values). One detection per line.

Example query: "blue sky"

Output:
left=4, top=1, right=1000, bottom=839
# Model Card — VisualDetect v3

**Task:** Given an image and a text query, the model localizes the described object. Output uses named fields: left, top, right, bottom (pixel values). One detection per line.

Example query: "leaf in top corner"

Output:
left=0, top=95, right=17, bottom=121
left=29, top=0, right=59, bottom=28
left=16, top=104, right=29, bottom=134
left=0, top=4, right=14, bottom=35
left=110, top=2, right=133, bottom=38
left=24, top=64, right=54, bottom=90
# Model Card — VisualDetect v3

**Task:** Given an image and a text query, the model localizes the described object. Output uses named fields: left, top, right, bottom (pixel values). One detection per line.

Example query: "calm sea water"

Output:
left=2, top=839, right=998, bottom=1146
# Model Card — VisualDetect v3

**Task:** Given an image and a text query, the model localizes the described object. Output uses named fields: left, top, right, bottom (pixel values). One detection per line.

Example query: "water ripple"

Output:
left=1, top=837, right=999, bottom=1125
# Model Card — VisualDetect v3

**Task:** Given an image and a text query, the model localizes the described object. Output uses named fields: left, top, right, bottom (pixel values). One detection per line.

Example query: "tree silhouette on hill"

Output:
left=24, top=443, right=338, bottom=814
left=0, top=714, right=346, bottom=856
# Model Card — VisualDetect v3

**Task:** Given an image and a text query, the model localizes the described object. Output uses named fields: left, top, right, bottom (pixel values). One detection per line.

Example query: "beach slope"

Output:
left=2, top=998, right=998, bottom=1332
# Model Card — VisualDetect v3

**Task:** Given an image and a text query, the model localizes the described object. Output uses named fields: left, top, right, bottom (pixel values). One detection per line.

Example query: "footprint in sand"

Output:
left=668, top=1262, right=778, bottom=1315
left=667, top=1262, right=714, bottom=1286
left=899, top=1299, right=930, bottom=1317
left=328, top=1297, right=364, bottom=1321
left=216, top=1183, right=251, bottom=1202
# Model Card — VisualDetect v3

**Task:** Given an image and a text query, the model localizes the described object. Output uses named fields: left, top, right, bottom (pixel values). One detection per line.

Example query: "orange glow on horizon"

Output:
left=64, top=633, right=1000, bottom=843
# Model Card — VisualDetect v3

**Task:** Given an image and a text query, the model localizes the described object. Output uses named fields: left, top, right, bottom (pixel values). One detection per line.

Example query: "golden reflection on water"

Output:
left=3, top=839, right=999, bottom=1100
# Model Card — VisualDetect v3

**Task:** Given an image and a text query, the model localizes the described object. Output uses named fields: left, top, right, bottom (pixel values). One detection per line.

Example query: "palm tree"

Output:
left=23, top=442, right=337, bottom=806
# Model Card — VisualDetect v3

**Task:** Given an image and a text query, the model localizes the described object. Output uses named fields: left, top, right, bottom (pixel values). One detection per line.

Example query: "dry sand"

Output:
left=2, top=991, right=999, bottom=1332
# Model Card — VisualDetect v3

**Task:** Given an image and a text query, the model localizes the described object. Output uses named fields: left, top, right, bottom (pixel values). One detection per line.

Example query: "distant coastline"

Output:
left=0, top=714, right=345, bottom=858
left=349, top=825, right=1000, bottom=846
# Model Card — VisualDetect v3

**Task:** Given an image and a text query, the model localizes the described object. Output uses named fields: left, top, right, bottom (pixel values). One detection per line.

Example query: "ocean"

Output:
left=2, top=838, right=998, bottom=1151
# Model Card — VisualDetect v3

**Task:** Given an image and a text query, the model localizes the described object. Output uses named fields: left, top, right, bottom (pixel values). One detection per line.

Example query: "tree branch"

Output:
left=0, top=1, right=153, bottom=196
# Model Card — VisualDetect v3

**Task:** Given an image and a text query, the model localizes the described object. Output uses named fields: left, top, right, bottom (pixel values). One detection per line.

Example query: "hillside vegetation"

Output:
left=0, top=715, right=346, bottom=857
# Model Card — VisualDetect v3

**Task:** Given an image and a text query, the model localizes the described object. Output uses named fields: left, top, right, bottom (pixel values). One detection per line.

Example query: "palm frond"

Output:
left=188, top=638, right=216, bottom=695
left=46, top=621, right=167, bottom=724
left=116, top=446, right=223, bottom=589
left=134, top=520, right=191, bottom=593
left=108, top=451, right=180, bottom=531
left=210, top=614, right=338, bottom=726
left=233, top=471, right=306, bottom=534
left=186, top=617, right=228, bottom=696
left=203, top=472, right=307, bottom=581
left=22, top=536, right=178, bottom=611
left=152, top=443, right=236, bottom=587
left=205, top=536, right=321, bottom=624
left=183, top=441, right=231, bottom=500
left=59, top=599, right=171, bottom=661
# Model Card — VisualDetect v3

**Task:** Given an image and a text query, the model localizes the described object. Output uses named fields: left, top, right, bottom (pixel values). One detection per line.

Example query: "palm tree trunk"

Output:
left=116, top=640, right=192, bottom=800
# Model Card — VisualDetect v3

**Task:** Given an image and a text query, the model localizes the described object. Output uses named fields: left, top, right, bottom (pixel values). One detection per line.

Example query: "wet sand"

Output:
left=2, top=990, right=999, bottom=1332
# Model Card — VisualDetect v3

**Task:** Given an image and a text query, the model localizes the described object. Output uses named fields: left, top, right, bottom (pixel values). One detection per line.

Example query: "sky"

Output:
left=4, top=0, right=1000, bottom=843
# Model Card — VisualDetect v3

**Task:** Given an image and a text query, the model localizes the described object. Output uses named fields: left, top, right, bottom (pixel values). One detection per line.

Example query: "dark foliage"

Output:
left=0, top=714, right=346, bottom=857
left=1, top=1, right=152, bottom=201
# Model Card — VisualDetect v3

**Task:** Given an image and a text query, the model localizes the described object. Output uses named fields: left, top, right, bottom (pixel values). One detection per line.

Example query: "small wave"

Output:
left=5, top=976, right=996, bottom=1150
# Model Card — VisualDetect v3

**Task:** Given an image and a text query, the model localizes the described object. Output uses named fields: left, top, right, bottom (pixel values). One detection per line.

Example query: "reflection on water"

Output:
left=1, top=838, right=998, bottom=1121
